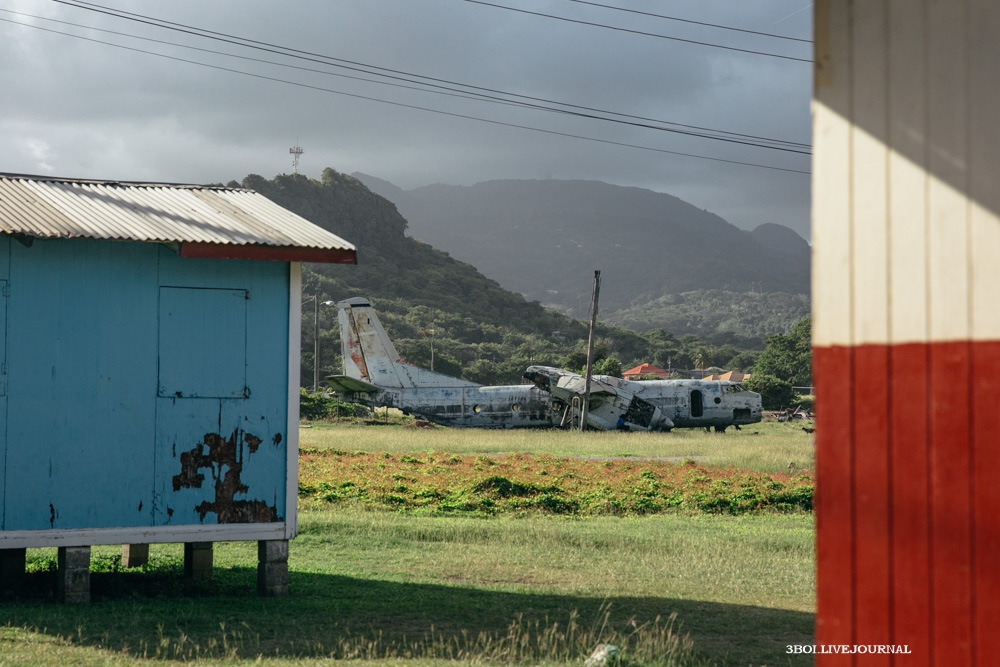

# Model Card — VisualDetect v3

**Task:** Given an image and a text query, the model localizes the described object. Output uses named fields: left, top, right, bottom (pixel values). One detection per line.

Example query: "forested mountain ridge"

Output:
left=353, top=175, right=811, bottom=325
left=603, top=290, right=810, bottom=342
left=232, top=169, right=769, bottom=385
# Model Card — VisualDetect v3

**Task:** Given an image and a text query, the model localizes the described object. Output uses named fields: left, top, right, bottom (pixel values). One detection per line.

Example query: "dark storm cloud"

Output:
left=0, top=0, right=812, bottom=237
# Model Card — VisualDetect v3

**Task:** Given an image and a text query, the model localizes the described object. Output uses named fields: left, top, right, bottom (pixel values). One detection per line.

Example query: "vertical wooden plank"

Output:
left=285, top=263, right=302, bottom=540
left=812, top=1, right=855, bottom=658
left=888, top=344, right=931, bottom=662
left=851, top=0, right=889, bottom=350
left=886, top=0, right=928, bottom=348
left=928, top=341, right=971, bottom=664
left=813, top=345, right=854, bottom=660
left=926, top=1, right=972, bottom=663
left=886, top=2, right=932, bottom=662
left=849, top=2, right=891, bottom=661
left=968, top=2, right=1000, bottom=663
left=970, top=341, right=1000, bottom=666
left=925, top=2, right=970, bottom=343
left=812, top=0, right=854, bottom=352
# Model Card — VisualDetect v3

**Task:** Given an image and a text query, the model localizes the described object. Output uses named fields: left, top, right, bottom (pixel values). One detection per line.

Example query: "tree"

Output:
left=744, top=374, right=796, bottom=410
left=593, top=357, right=622, bottom=377
left=752, top=317, right=812, bottom=386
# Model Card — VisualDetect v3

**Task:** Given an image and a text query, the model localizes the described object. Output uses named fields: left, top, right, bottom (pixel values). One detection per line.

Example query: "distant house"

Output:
left=0, top=173, right=356, bottom=601
left=701, top=370, right=751, bottom=383
left=623, top=363, right=671, bottom=380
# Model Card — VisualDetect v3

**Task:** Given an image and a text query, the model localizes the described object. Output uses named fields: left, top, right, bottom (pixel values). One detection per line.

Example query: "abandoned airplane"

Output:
left=327, top=297, right=762, bottom=432
left=522, top=365, right=763, bottom=432
left=326, top=297, right=560, bottom=428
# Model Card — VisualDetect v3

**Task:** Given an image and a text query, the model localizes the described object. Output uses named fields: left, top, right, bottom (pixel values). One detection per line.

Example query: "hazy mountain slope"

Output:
left=353, top=175, right=810, bottom=320
left=235, top=169, right=695, bottom=384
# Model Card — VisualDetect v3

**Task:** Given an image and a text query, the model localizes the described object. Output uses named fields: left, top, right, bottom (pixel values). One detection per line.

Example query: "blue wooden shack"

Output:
left=0, top=173, right=355, bottom=600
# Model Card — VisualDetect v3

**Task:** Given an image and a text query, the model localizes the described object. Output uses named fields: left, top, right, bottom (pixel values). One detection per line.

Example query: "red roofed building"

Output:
left=622, top=363, right=671, bottom=380
left=701, top=370, right=751, bottom=383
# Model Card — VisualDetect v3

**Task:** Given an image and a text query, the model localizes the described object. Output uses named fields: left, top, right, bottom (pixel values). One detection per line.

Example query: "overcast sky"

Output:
left=0, top=0, right=813, bottom=239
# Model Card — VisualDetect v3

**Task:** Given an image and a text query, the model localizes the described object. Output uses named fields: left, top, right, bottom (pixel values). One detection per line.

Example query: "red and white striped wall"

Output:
left=812, top=1, right=1000, bottom=664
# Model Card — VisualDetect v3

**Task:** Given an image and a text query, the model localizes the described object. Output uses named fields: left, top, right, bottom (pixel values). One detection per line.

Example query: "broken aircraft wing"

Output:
left=325, top=375, right=380, bottom=395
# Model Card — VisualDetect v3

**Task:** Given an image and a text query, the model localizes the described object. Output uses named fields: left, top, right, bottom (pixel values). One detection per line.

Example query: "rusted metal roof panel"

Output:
left=0, top=173, right=356, bottom=262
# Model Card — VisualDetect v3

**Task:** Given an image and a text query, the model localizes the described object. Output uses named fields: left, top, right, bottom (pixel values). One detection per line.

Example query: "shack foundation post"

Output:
left=183, top=542, right=214, bottom=581
left=122, top=544, right=149, bottom=568
left=57, top=546, right=91, bottom=603
left=257, top=539, right=289, bottom=597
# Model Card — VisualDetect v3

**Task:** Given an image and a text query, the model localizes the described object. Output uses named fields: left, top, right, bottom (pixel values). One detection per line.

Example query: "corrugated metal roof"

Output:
left=0, top=173, right=356, bottom=263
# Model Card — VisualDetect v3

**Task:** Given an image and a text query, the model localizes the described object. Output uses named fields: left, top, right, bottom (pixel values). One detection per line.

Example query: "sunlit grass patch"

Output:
left=300, top=418, right=814, bottom=474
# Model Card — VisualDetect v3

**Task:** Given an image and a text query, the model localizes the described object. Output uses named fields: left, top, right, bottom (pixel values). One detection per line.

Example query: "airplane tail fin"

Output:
left=335, top=297, right=478, bottom=390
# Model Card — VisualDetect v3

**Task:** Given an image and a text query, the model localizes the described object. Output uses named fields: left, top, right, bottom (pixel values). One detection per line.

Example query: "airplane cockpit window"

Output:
left=728, top=384, right=744, bottom=392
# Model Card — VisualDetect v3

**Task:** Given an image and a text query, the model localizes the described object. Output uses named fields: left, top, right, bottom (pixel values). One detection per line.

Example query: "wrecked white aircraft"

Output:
left=326, top=298, right=561, bottom=428
left=523, top=365, right=763, bottom=432
left=327, top=297, right=762, bottom=432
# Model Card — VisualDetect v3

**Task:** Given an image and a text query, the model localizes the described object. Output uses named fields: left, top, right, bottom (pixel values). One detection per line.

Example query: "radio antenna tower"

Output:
left=289, top=145, right=304, bottom=174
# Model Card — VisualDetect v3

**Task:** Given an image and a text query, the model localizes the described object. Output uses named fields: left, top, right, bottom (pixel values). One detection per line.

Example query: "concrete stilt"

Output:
left=122, top=543, right=149, bottom=568
left=57, top=546, right=91, bottom=603
left=183, top=542, right=213, bottom=580
left=257, top=539, right=289, bottom=597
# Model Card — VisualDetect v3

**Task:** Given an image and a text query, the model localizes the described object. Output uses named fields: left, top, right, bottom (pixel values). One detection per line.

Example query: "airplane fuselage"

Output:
left=366, top=384, right=560, bottom=428
left=627, top=378, right=761, bottom=429
left=523, top=365, right=762, bottom=431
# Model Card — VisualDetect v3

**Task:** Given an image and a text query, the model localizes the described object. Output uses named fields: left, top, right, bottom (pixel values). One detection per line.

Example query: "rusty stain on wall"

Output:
left=172, top=429, right=280, bottom=524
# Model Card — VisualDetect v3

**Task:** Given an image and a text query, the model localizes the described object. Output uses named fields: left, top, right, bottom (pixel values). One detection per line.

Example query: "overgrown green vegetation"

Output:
left=603, top=290, right=810, bottom=347
left=752, top=318, right=812, bottom=388
left=742, top=318, right=812, bottom=409
left=298, top=451, right=813, bottom=516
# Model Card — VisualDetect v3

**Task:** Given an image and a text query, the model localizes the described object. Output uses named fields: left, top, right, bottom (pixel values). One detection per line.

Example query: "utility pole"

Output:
left=580, top=270, right=601, bottom=432
left=313, top=295, right=319, bottom=391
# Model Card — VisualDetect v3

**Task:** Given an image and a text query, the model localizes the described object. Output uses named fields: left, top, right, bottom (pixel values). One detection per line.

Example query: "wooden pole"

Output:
left=580, top=270, right=601, bottom=432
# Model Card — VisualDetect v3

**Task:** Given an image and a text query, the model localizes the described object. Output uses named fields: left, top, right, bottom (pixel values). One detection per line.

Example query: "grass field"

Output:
left=300, top=417, right=816, bottom=475
left=1, top=421, right=815, bottom=667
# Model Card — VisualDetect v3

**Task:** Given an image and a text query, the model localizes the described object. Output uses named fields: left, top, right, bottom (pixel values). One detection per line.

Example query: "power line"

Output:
left=560, top=0, right=812, bottom=44
left=460, top=0, right=812, bottom=63
left=7, top=11, right=808, bottom=157
left=43, top=0, right=811, bottom=153
left=0, top=15, right=809, bottom=175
